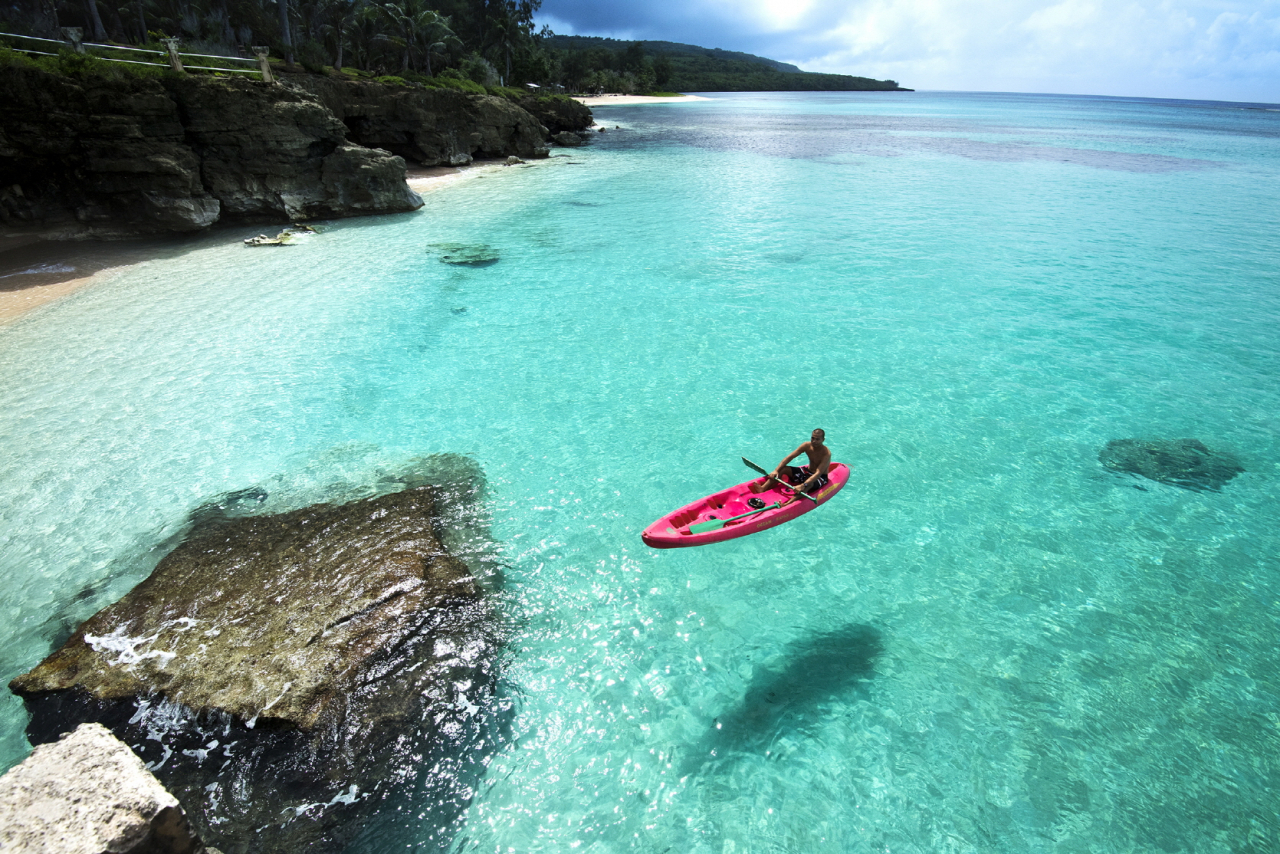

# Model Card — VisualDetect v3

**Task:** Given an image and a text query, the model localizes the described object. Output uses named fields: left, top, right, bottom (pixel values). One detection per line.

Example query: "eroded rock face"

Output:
left=11, top=467, right=505, bottom=853
left=168, top=75, right=424, bottom=222
left=1099, top=438, right=1245, bottom=492
left=517, top=95, right=593, bottom=135
left=0, top=65, right=220, bottom=236
left=0, top=722, right=208, bottom=854
left=295, top=77, right=551, bottom=166
left=0, top=66, right=425, bottom=236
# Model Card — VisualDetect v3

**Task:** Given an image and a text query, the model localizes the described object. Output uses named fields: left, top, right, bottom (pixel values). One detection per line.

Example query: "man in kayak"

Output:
left=750, top=428, right=832, bottom=503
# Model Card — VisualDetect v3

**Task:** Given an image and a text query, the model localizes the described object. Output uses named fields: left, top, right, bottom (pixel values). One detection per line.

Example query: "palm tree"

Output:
left=277, top=0, right=294, bottom=65
left=378, top=0, right=456, bottom=73
left=420, top=12, right=459, bottom=76
left=484, top=7, right=513, bottom=83
left=344, top=2, right=383, bottom=70
left=319, top=0, right=361, bottom=69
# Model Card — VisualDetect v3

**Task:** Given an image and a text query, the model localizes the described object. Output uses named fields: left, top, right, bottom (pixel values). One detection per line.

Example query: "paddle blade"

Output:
left=741, top=457, right=769, bottom=476
left=688, top=518, right=726, bottom=534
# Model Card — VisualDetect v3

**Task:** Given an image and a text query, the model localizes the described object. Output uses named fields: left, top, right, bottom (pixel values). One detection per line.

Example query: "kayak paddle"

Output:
left=741, top=457, right=818, bottom=503
left=688, top=501, right=781, bottom=534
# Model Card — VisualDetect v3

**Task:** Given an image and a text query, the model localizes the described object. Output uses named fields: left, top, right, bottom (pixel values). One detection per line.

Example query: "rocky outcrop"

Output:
left=0, top=65, right=582, bottom=239
left=516, top=94, right=594, bottom=135
left=0, top=66, right=422, bottom=236
left=11, top=460, right=505, bottom=853
left=0, top=723, right=210, bottom=854
left=1099, top=438, right=1245, bottom=492
left=552, top=130, right=586, bottom=147
left=165, top=75, right=423, bottom=222
left=294, top=77, right=550, bottom=166
left=0, top=64, right=221, bottom=236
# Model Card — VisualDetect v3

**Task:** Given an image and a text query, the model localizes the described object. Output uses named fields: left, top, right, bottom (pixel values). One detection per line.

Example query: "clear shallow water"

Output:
left=2, top=91, right=1279, bottom=852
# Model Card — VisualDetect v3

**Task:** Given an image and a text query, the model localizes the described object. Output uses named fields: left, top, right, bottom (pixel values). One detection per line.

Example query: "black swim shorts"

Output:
left=787, top=465, right=830, bottom=492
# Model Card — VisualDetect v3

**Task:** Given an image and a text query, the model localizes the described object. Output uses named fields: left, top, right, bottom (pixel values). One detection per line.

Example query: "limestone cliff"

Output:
left=294, top=77, right=554, bottom=167
left=0, top=66, right=575, bottom=239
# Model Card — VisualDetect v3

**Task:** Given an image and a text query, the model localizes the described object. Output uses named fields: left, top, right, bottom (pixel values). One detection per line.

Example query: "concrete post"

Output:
left=252, top=46, right=274, bottom=83
left=60, top=27, right=84, bottom=54
left=161, top=38, right=183, bottom=72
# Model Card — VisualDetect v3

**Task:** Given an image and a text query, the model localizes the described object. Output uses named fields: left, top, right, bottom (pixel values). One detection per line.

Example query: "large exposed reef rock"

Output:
left=0, top=65, right=579, bottom=239
left=10, top=455, right=507, bottom=853
left=0, top=723, right=211, bottom=854
left=1099, top=438, right=1245, bottom=492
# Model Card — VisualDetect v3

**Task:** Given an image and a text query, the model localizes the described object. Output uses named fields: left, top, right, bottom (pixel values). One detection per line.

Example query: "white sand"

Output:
left=0, top=238, right=157, bottom=325
left=0, top=272, right=108, bottom=323
left=574, top=94, right=711, bottom=107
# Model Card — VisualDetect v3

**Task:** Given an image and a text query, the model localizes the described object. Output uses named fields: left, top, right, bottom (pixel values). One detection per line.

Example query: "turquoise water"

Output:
left=2, top=91, right=1279, bottom=851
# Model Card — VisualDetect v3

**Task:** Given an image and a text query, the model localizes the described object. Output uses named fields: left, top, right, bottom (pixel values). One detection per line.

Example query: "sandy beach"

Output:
left=0, top=164, right=524, bottom=324
left=0, top=237, right=181, bottom=325
left=405, top=165, right=475, bottom=192
left=574, top=94, right=711, bottom=106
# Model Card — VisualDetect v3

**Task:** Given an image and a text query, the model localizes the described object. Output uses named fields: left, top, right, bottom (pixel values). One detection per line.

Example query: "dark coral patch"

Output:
left=1100, top=438, right=1244, bottom=492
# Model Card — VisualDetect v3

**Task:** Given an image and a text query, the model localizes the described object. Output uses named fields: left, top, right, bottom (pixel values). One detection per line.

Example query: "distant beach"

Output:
left=574, top=94, right=711, bottom=106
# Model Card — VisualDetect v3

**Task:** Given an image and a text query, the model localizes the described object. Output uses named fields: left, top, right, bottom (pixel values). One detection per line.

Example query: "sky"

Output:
left=535, top=0, right=1280, bottom=104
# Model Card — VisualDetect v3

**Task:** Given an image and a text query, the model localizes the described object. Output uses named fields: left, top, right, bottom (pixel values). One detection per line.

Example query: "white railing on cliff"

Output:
left=0, top=28, right=276, bottom=83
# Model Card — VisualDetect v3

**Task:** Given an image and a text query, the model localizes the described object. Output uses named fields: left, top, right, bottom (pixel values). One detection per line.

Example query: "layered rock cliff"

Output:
left=0, top=65, right=588, bottom=239
left=294, top=77, right=553, bottom=167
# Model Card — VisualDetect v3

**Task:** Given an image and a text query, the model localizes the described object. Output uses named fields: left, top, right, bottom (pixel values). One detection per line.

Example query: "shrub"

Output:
left=458, top=52, right=498, bottom=87
left=0, top=46, right=39, bottom=70
left=486, top=85, right=525, bottom=101
left=434, top=76, right=485, bottom=95
left=375, top=74, right=409, bottom=86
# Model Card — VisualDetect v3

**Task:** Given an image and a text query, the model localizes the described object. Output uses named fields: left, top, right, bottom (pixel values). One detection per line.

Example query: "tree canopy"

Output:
left=1, top=1, right=906, bottom=92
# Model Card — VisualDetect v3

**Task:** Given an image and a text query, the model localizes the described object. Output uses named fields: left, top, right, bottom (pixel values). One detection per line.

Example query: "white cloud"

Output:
left=709, top=0, right=821, bottom=32
left=538, top=0, right=1280, bottom=101
left=772, top=0, right=1280, bottom=101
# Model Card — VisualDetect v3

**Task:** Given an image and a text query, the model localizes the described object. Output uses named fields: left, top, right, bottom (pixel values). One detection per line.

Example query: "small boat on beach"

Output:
left=641, top=462, right=850, bottom=549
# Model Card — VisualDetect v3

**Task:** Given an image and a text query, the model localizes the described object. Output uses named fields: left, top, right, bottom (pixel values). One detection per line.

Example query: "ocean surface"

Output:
left=2, top=90, right=1279, bottom=852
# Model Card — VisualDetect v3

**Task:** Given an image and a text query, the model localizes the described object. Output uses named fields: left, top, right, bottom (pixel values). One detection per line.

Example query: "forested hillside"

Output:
left=0, top=0, right=907, bottom=92
left=544, top=35, right=908, bottom=93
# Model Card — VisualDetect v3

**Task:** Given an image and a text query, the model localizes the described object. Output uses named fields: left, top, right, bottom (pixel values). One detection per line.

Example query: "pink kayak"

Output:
left=641, top=463, right=850, bottom=549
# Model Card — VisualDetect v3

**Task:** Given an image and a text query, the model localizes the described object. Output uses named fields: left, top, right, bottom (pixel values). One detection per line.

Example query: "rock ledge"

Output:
left=0, top=722, right=210, bottom=854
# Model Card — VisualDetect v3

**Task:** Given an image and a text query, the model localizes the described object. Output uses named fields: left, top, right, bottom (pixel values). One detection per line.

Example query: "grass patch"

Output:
left=645, top=91, right=684, bottom=97
left=486, top=85, right=526, bottom=101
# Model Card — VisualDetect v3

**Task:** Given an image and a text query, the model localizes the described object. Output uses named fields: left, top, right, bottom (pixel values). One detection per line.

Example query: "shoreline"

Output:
left=0, top=160, right=536, bottom=325
left=0, top=237, right=181, bottom=325
left=574, top=94, right=711, bottom=107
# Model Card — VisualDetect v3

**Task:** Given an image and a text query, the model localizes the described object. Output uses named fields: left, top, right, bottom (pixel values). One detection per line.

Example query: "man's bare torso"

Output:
left=796, top=440, right=832, bottom=473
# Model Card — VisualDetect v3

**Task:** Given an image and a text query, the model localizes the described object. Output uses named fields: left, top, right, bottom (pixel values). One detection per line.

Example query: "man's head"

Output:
left=811, top=428, right=826, bottom=445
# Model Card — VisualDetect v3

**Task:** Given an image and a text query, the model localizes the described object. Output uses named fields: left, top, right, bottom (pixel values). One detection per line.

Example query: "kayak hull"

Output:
left=641, top=463, right=849, bottom=549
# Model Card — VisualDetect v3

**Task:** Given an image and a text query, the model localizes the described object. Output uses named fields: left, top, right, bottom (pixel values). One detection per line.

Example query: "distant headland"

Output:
left=543, top=35, right=912, bottom=93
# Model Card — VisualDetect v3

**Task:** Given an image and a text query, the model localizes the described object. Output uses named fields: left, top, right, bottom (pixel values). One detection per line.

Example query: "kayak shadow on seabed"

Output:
left=679, top=623, right=884, bottom=778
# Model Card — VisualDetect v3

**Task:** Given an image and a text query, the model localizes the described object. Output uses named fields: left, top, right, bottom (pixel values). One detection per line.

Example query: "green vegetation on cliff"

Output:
left=2, top=1, right=905, bottom=94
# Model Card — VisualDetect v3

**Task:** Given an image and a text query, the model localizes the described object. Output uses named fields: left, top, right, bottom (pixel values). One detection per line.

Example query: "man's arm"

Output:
left=772, top=442, right=809, bottom=477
